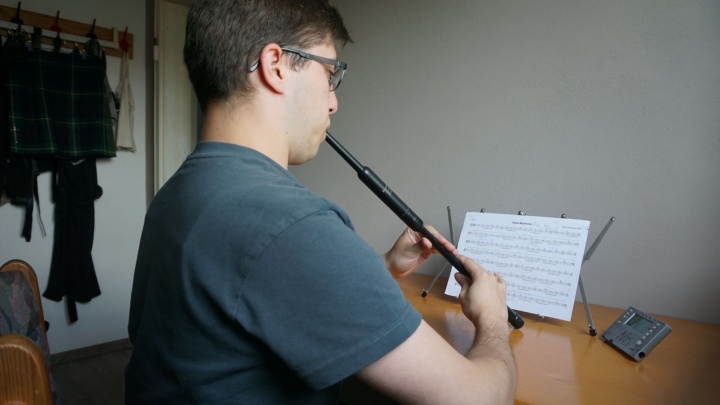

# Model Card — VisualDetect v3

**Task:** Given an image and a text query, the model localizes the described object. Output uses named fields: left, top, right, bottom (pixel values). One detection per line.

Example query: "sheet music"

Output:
left=444, top=212, right=590, bottom=321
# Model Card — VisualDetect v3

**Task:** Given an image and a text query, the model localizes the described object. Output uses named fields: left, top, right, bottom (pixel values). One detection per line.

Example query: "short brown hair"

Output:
left=184, top=0, right=352, bottom=111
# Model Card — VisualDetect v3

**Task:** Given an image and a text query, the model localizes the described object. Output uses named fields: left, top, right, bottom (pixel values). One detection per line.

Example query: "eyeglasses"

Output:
left=249, top=47, right=347, bottom=91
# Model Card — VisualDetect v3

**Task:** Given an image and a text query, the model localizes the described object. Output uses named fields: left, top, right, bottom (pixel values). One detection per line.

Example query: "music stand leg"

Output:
left=422, top=263, right=450, bottom=297
left=578, top=276, right=597, bottom=336
left=422, top=206, right=455, bottom=297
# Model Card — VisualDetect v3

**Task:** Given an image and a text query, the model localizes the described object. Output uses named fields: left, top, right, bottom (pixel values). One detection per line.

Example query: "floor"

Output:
left=51, top=339, right=132, bottom=405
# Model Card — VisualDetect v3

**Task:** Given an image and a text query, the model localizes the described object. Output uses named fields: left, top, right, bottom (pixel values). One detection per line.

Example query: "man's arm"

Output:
left=357, top=256, right=517, bottom=405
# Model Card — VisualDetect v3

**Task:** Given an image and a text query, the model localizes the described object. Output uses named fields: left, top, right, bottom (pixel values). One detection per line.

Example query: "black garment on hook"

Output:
left=43, top=159, right=102, bottom=323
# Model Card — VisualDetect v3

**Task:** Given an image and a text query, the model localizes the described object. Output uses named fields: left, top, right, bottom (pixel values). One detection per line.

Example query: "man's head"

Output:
left=184, top=0, right=352, bottom=112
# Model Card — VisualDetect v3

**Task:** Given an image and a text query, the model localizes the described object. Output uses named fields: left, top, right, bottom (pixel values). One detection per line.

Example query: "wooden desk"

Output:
left=397, top=274, right=720, bottom=405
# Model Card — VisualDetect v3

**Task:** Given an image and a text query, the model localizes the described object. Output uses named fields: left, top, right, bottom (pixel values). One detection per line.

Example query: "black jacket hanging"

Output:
left=43, top=158, right=102, bottom=323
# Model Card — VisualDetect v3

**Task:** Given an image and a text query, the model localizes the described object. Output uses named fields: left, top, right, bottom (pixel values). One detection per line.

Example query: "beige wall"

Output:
left=291, top=0, right=720, bottom=324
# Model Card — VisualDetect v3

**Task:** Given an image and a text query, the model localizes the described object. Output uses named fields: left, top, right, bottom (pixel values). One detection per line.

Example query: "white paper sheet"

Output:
left=444, top=212, right=590, bottom=321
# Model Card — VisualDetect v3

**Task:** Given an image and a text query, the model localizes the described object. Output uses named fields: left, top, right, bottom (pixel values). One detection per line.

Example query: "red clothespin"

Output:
left=119, top=26, right=129, bottom=53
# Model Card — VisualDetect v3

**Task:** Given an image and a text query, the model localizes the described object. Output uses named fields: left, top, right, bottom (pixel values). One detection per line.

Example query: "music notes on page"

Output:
left=444, top=212, right=590, bottom=321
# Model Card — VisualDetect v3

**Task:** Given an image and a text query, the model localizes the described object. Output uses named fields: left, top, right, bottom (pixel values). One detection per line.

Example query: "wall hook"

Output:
left=119, top=26, right=129, bottom=52
left=11, top=1, right=23, bottom=30
left=86, top=18, right=97, bottom=39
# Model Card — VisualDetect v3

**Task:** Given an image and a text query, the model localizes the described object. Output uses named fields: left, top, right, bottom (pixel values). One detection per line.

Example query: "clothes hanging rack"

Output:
left=0, top=3, right=133, bottom=59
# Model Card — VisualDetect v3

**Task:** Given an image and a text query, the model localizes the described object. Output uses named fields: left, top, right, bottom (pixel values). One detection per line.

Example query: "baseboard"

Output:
left=51, top=338, right=132, bottom=365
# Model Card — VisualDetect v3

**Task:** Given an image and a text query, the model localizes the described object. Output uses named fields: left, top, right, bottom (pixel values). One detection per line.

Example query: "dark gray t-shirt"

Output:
left=126, top=142, right=421, bottom=404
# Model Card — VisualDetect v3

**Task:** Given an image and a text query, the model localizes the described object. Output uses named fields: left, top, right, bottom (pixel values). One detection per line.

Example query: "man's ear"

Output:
left=257, top=44, right=286, bottom=94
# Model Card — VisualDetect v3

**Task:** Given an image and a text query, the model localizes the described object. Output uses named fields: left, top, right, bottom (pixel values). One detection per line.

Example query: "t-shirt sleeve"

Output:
left=235, top=209, right=422, bottom=390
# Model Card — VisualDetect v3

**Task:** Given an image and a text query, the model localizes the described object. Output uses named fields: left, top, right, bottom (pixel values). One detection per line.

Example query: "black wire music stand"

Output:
left=422, top=208, right=615, bottom=336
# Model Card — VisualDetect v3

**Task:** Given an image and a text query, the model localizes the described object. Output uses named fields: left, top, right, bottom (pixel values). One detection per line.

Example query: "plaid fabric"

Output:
left=4, top=42, right=116, bottom=158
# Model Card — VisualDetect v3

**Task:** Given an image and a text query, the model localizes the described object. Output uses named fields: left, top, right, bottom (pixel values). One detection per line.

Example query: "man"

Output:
left=126, top=0, right=516, bottom=404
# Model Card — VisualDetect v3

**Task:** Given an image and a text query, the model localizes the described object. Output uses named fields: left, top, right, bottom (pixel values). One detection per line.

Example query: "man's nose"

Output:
left=329, top=91, right=338, bottom=115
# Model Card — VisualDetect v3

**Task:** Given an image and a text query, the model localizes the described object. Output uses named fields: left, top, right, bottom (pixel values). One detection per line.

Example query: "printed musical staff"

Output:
left=464, top=239, right=579, bottom=257
left=466, top=231, right=580, bottom=247
left=468, top=223, right=583, bottom=238
left=463, top=247, right=575, bottom=267
left=508, top=292, right=568, bottom=308
left=445, top=212, right=590, bottom=321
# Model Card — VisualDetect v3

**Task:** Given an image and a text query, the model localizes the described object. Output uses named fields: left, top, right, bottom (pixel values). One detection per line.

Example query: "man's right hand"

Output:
left=453, top=255, right=510, bottom=334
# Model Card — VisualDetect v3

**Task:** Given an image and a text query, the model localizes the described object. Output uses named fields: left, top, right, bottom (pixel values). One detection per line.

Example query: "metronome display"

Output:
left=602, top=306, right=671, bottom=361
